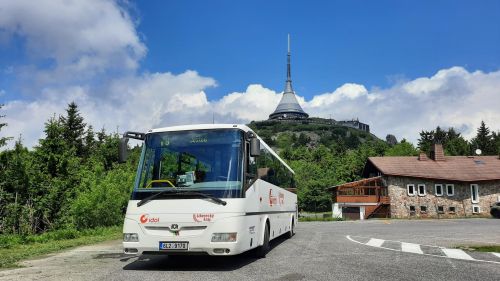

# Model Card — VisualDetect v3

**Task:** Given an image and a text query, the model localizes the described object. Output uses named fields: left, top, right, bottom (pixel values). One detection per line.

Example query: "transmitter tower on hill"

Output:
left=269, top=35, right=309, bottom=120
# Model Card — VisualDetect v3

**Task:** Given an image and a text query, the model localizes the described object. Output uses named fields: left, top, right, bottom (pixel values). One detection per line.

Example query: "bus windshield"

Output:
left=133, top=129, right=244, bottom=199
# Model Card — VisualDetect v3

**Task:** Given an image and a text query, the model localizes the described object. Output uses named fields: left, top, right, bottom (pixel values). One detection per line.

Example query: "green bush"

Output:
left=71, top=162, right=134, bottom=230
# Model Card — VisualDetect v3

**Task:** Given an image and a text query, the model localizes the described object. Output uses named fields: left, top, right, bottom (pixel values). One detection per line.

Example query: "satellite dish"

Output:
left=475, top=149, right=482, bottom=155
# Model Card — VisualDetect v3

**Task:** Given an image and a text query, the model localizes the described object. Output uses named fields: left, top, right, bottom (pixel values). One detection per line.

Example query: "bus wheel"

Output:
left=254, top=221, right=270, bottom=258
left=286, top=218, right=294, bottom=239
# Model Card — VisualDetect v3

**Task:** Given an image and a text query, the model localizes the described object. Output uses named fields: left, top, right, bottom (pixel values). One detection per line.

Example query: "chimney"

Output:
left=418, top=152, right=428, bottom=161
left=430, top=143, right=445, bottom=161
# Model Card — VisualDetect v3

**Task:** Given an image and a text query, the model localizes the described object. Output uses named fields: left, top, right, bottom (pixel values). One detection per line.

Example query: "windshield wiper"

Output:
left=173, top=191, right=227, bottom=206
left=137, top=190, right=227, bottom=207
left=137, top=189, right=176, bottom=207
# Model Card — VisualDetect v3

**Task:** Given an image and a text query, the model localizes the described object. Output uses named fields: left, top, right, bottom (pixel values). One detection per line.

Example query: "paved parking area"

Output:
left=1, top=219, right=499, bottom=281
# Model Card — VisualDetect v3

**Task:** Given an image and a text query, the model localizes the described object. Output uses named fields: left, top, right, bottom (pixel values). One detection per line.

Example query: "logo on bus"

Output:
left=139, top=214, right=159, bottom=224
left=269, top=189, right=277, bottom=206
left=193, top=213, right=214, bottom=222
left=269, top=189, right=285, bottom=206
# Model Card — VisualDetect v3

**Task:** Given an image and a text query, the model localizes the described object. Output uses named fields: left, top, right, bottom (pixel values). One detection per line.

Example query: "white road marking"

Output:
left=366, top=238, right=385, bottom=247
left=401, top=242, right=423, bottom=254
left=346, top=235, right=500, bottom=265
left=441, top=249, right=474, bottom=260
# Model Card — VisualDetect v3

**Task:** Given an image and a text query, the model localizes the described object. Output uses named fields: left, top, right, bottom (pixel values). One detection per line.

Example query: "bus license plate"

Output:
left=159, top=241, right=189, bottom=250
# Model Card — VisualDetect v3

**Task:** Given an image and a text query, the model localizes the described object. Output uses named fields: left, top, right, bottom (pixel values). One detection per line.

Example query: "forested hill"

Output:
left=248, top=120, right=389, bottom=212
left=249, top=119, right=381, bottom=152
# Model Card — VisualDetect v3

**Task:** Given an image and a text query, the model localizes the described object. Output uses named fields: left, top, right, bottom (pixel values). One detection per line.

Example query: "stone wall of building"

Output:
left=385, top=176, right=500, bottom=218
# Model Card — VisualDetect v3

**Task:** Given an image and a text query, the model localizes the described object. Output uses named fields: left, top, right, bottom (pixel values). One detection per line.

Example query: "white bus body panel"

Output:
left=123, top=180, right=297, bottom=256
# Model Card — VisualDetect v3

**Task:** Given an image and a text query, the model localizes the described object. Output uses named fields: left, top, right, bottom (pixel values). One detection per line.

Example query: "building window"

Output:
left=435, top=184, right=443, bottom=196
left=407, top=184, right=416, bottom=196
left=418, top=184, right=426, bottom=196
left=437, top=206, right=444, bottom=213
left=449, top=206, right=456, bottom=213
left=409, top=205, right=416, bottom=214
left=470, top=184, right=479, bottom=203
left=420, top=206, right=427, bottom=213
left=472, top=205, right=480, bottom=214
left=446, top=184, right=455, bottom=196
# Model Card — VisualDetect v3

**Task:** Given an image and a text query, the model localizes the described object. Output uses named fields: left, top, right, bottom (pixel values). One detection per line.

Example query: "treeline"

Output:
left=0, top=103, right=139, bottom=235
left=254, top=121, right=500, bottom=212
left=1, top=103, right=499, bottom=231
left=417, top=122, right=500, bottom=156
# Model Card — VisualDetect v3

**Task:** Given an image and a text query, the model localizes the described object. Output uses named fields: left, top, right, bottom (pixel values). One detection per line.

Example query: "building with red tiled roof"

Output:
left=330, top=144, right=500, bottom=219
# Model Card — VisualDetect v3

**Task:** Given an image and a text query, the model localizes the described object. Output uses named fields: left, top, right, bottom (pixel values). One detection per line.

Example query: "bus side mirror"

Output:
left=119, top=137, right=129, bottom=163
left=250, top=138, right=260, bottom=157
left=119, top=131, right=145, bottom=163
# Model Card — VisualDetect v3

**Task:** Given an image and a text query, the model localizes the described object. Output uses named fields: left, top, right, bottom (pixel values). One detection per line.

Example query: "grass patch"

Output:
left=456, top=245, right=500, bottom=253
left=0, top=226, right=122, bottom=269
left=299, top=212, right=344, bottom=222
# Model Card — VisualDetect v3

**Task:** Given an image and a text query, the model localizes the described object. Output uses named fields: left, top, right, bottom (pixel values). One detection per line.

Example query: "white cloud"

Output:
left=1, top=1, right=500, bottom=149
left=4, top=64, right=500, bottom=148
left=307, top=83, right=370, bottom=108
left=402, top=67, right=469, bottom=96
left=303, top=67, right=500, bottom=142
left=0, top=0, right=146, bottom=93
left=214, top=85, right=282, bottom=121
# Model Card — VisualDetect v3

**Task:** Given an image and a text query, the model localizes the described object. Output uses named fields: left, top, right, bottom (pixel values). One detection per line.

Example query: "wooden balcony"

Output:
left=333, top=186, right=389, bottom=204
left=330, top=177, right=390, bottom=205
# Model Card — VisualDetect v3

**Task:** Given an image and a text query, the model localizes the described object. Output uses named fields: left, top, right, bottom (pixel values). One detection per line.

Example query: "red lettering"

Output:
left=269, top=189, right=278, bottom=206
left=193, top=213, right=214, bottom=222
left=140, top=214, right=160, bottom=224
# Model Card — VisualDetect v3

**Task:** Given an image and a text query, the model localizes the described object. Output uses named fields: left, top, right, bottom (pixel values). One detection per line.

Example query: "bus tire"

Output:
left=286, top=218, right=294, bottom=239
left=254, top=221, right=270, bottom=258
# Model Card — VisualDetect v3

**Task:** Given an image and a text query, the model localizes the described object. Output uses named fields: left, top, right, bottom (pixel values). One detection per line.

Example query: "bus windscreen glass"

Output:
left=132, top=129, right=244, bottom=199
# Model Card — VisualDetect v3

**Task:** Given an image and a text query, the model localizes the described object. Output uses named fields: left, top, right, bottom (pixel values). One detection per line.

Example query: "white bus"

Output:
left=119, top=124, right=297, bottom=257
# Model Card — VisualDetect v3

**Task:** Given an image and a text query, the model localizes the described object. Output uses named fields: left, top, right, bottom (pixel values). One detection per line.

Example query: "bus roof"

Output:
left=147, top=124, right=295, bottom=174
left=149, top=124, right=253, bottom=134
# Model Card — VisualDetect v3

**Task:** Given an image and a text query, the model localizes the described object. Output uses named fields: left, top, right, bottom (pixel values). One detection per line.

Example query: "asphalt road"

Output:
left=1, top=219, right=500, bottom=281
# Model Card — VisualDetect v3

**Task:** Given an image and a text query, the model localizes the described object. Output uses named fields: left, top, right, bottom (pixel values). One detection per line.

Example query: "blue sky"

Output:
left=1, top=0, right=500, bottom=147
left=135, top=0, right=500, bottom=99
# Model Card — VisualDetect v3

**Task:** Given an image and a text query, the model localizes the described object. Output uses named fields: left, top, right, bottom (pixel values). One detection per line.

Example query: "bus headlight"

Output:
left=211, top=232, right=237, bottom=242
left=123, top=233, right=139, bottom=242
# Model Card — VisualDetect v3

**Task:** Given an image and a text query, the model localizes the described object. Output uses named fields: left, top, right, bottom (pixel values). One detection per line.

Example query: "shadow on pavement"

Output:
left=121, top=235, right=288, bottom=271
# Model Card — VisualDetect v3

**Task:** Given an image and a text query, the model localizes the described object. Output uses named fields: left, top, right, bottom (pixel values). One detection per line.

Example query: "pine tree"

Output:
left=434, top=126, right=447, bottom=144
left=447, top=127, right=460, bottom=140
left=97, top=127, right=107, bottom=143
left=471, top=121, right=495, bottom=155
left=1, top=137, right=31, bottom=234
left=83, top=125, right=96, bottom=158
left=444, top=127, right=470, bottom=156
left=60, top=102, right=86, bottom=157
left=417, top=130, right=434, bottom=153
left=37, top=116, right=67, bottom=177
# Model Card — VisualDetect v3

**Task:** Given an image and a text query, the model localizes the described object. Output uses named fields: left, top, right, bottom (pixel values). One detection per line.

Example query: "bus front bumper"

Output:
left=122, top=215, right=260, bottom=256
